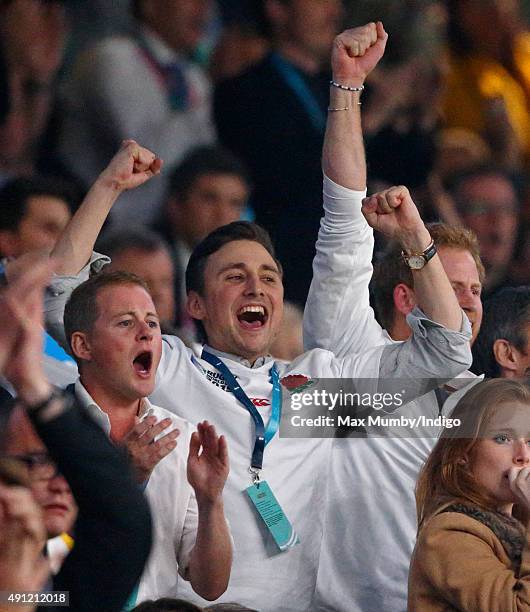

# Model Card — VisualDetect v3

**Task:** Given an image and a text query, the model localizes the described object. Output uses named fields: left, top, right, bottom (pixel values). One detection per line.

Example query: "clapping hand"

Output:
left=122, top=412, right=179, bottom=484
left=187, top=421, right=229, bottom=506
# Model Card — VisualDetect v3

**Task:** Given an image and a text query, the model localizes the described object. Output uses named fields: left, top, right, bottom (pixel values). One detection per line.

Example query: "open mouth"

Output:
left=133, top=351, right=153, bottom=377
left=237, top=305, right=268, bottom=330
left=45, top=503, right=69, bottom=514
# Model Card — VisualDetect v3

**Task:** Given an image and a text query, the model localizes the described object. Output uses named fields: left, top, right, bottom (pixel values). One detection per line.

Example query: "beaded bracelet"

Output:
left=329, top=80, right=364, bottom=92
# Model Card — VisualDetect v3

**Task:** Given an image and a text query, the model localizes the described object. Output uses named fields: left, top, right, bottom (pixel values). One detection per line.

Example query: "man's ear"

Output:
left=186, top=291, right=206, bottom=321
left=393, top=283, right=417, bottom=316
left=493, top=339, right=519, bottom=376
left=70, top=332, right=93, bottom=362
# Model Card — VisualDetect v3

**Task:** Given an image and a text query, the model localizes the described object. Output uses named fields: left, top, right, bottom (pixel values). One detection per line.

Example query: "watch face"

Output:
left=408, top=255, right=425, bottom=270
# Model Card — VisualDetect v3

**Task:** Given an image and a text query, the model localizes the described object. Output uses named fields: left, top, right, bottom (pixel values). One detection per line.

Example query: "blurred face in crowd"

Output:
left=457, top=174, right=518, bottom=282
left=269, top=0, right=343, bottom=63
left=170, top=172, right=249, bottom=248
left=108, top=247, right=176, bottom=325
left=469, top=401, right=530, bottom=514
left=74, top=283, right=163, bottom=406
left=5, top=408, right=77, bottom=538
left=456, top=0, right=519, bottom=57
left=438, top=246, right=483, bottom=343
left=140, top=0, right=211, bottom=52
left=0, top=196, right=71, bottom=257
left=188, top=239, right=284, bottom=363
left=501, top=322, right=530, bottom=379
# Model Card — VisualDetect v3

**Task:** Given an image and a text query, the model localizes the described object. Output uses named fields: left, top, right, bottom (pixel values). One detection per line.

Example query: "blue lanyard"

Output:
left=270, top=52, right=326, bottom=133
left=201, top=350, right=281, bottom=471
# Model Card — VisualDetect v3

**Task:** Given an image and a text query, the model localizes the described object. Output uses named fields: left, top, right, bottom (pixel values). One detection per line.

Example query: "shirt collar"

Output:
left=140, top=24, right=181, bottom=65
left=74, top=379, right=150, bottom=436
left=202, top=345, right=273, bottom=369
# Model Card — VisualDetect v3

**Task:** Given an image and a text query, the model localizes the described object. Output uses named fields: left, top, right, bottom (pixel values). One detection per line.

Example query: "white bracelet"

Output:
left=329, top=80, right=364, bottom=92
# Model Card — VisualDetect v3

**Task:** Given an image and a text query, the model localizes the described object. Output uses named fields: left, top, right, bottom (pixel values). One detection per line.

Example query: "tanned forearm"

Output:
left=51, top=176, right=121, bottom=275
left=187, top=497, right=232, bottom=601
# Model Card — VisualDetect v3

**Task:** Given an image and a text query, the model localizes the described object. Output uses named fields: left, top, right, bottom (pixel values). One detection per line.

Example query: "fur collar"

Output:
left=442, top=503, right=525, bottom=570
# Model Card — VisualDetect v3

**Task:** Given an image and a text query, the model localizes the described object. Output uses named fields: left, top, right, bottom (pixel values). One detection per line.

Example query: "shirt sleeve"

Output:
left=333, top=306, right=472, bottom=401
left=303, top=175, right=388, bottom=357
left=44, top=252, right=110, bottom=351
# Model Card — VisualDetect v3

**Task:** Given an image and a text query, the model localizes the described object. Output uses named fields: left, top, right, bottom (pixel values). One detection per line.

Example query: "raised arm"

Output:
left=362, top=185, right=463, bottom=332
left=51, top=140, right=162, bottom=275
left=322, top=23, right=387, bottom=188
left=304, top=23, right=389, bottom=356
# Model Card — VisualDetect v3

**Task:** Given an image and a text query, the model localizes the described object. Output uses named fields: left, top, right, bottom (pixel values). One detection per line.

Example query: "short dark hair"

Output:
left=96, top=227, right=170, bottom=259
left=0, top=175, right=79, bottom=233
left=167, top=145, right=249, bottom=203
left=185, top=221, right=282, bottom=342
left=64, top=271, right=150, bottom=367
left=372, top=222, right=485, bottom=331
left=471, top=286, right=530, bottom=377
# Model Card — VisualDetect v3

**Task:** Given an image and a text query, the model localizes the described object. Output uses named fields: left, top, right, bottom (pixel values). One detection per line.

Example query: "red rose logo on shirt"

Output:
left=280, top=374, right=314, bottom=393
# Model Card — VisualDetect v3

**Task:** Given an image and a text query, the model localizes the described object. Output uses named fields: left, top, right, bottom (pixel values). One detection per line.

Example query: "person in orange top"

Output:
left=443, top=0, right=530, bottom=171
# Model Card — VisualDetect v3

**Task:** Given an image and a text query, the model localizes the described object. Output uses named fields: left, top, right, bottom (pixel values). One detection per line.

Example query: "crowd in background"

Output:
left=2, top=0, right=530, bottom=316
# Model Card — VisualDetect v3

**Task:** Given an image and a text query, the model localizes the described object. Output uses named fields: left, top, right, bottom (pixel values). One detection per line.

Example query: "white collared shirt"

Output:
left=74, top=381, right=198, bottom=603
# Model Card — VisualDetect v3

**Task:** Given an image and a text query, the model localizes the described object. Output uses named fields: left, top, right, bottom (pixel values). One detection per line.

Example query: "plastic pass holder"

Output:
left=246, top=477, right=300, bottom=552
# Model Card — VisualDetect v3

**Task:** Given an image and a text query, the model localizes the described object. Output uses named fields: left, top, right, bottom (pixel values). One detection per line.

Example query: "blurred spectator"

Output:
left=97, top=228, right=177, bottom=334
left=55, top=0, right=216, bottom=225
left=4, top=407, right=78, bottom=542
left=0, top=175, right=79, bottom=387
left=154, top=145, right=250, bottom=335
left=210, top=22, right=269, bottom=83
left=214, top=0, right=344, bottom=306
left=0, top=0, right=67, bottom=181
left=210, top=2, right=269, bottom=82
left=443, top=0, right=530, bottom=172
left=0, top=175, right=77, bottom=258
left=270, top=300, right=303, bottom=361
left=64, top=0, right=134, bottom=65
left=446, top=165, right=520, bottom=295
left=471, top=286, right=530, bottom=378
left=434, top=128, right=492, bottom=181
left=0, top=463, right=49, bottom=611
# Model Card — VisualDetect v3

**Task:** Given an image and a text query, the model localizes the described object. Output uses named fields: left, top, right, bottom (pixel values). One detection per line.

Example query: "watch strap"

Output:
left=401, top=239, right=437, bottom=268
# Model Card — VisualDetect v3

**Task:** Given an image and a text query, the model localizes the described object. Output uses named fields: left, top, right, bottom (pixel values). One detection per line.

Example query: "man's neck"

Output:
left=276, top=42, right=323, bottom=75
left=389, top=315, right=413, bottom=342
left=204, top=344, right=270, bottom=368
left=79, top=376, right=141, bottom=441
